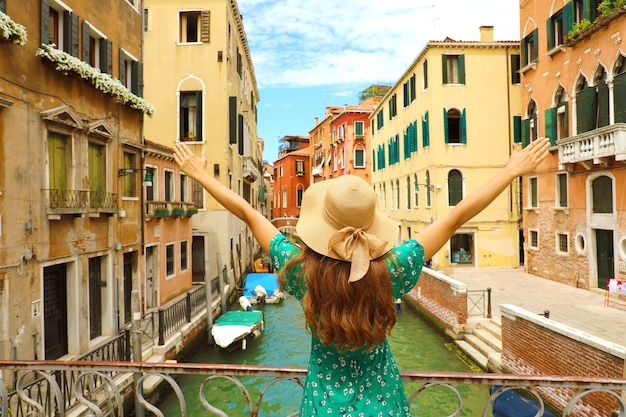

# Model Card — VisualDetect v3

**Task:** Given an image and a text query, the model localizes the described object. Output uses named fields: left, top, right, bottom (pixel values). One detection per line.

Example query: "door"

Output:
left=44, top=264, right=68, bottom=359
left=123, top=253, right=133, bottom=325
left=89, top=257, right=102, bottom=339
left=192, top=236, right=206, bottom=283
left=145, top=246, right=156, bottom=308
left=596, top=229, right=614, bottom=290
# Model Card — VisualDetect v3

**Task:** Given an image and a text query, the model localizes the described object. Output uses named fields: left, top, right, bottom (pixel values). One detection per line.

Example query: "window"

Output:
left=451, top=233, right=473, bottom=264
left=444, top=108, right=466, bottom=144
left=425, top=170, right=431, bottom=207
left=145, top=167, right=156, bottom=202
left=180, top=91, right=202, bottom=142
left=573, top=0, right=585, bottom=24
left=521, top=29, right=538, bottom=67
left=179, top=11, right=200, bottom=43
left=180, top=173, right=188, bottom=202
left=592, top=175, right=613, bottom=213
left=547, top=8, right=567, bottom=50
left=522, top=100, right=539, bottom=147
left=413, top=174, right=419, bottom=208
left=48, top=132, right=70, bottom=195
left=442, top=54, right=465, bottom=84
left=557, top=233, right=569, bottom=254
left=423, top=60, right=428, bottom=90
left=354, top=121, right=364, bottom=138
left=282, top=188, right=287, bottom=208
left=403, top=121, right=418, bottom=159
left=88, top=142, right=106, bottom=208
left=354, top=144, right=365, bottom=168
left=166, top=244, right=175, bottom=277
left=389, top=94, right=397, bottom=119
left=296, top=185, right=304, bottom=207
left=395, top=179, right=400, bottom=210
left=296, top=160, right=305, bottom=176
left=403, top=74, right=416, bottom=106
left=164, top=170, right=174, bottom=201
left=119, top=49, right=142, bottom=96
left=511, top=54, right=521, bottom=84
left=614, top=55, right=626, bottom=123
left=122, top=151, right=138, bottom=198
left=192, top=179, right=203, bottom=208
left=529, top=230, right=539, bottom=249
left=82, top=21, right=106, bottom=69
left=376, top=110, right=384, bottom=130
left=422, top=112, right=430, bottom=148
left=377, top=144, right=386, bottom=170
left=528, top=176, right=538, bottom=208
left=448, top=169, right=463, bottom=206
left=43, top=1, right=78, bottom=57
left=388, top=135, right=400, bottom=165
left=556, top=173, right=568, bottom=208
left=406, top=177, right=411, bottom=210
left=545, top=88, right=568, bottom=147
left=180, top=241, right=188, bottom=271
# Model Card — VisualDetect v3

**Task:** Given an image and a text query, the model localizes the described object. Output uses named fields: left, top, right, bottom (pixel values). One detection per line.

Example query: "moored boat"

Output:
left=242, top=272, right=285, bottom=305
left=211, top=298, right=264, bottom=351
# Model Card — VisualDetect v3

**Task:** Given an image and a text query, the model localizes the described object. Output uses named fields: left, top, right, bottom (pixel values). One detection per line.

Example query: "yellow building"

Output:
left=371, top=26, right=522, bottom=269
left=143, top=0, right=261, bottom=292
left=0, top=0, right=148, bottom=364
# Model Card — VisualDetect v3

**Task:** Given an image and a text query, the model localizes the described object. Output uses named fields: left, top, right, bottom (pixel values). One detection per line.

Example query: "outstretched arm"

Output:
left=415, top=137, right=550, bottom=261
left=173, top=143, right=280, bottom=255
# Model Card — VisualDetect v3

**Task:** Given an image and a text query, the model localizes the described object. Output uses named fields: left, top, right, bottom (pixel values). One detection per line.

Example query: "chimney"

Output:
left=315, top=117, right=319, bottom=125
left=480, top=26, right=494, bottom=43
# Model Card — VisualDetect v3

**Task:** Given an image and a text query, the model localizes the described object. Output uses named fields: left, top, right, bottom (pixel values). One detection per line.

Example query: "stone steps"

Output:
left=454, top=319, right=503, bottom=372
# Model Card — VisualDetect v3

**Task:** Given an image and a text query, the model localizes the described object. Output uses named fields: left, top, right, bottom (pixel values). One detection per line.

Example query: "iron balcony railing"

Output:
left=1, top=360, right=625, bottom=417
left=46, top=189, right=118, bottom=211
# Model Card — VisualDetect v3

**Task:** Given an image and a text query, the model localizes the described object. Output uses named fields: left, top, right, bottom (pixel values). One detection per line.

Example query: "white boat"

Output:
left=211, top=297, right=264, bottom=351
left=242, top=273, right=285, bottom=305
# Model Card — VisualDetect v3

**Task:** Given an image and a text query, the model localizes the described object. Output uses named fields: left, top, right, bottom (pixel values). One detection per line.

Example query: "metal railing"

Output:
left=467, top=288, right=492, bottom=318
left=46, top=189, right=118, bottom=211
left=158, top=285, right=206, bottom=345
left=1, top=360, right=625, bottom=417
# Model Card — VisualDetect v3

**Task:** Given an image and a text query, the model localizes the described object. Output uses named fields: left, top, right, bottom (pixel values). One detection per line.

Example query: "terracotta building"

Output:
left=272, top=136, right=310, bottom=225
left=519, top=0, right=626, bottom=290
left=0, top=0, right=149, bottom=365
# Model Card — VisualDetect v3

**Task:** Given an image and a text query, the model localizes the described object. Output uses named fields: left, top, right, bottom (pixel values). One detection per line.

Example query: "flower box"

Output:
left=186, top=208, right=198, bottom=216
left=154, top=208, right=169, bottom=216
left=172, top=208, right=186, bottom=216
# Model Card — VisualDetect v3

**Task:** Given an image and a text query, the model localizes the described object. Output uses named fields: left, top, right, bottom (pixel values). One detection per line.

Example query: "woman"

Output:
left=173, top=137, right=550, bottom=416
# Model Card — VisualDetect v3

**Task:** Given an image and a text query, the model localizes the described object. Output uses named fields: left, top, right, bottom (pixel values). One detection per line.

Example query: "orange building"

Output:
left=519, top=1, right=626, bottom=290
left=272, top=136, right=310, bottom=221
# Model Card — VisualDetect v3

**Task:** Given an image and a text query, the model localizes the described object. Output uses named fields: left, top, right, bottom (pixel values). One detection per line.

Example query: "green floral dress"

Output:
left=269, top=233, right=425, bottom=417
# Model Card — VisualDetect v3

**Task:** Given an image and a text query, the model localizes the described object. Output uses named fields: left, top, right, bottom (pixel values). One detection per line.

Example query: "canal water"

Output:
left=159, top=296, right=491, bottom=416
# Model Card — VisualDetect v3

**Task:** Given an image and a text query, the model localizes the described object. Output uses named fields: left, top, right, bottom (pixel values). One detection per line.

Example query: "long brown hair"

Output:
left=279, top=246, right=396, bottom=351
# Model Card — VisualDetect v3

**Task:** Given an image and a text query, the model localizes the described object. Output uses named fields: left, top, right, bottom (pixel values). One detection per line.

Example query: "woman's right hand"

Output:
left=173, top=143, right=207, bottom=181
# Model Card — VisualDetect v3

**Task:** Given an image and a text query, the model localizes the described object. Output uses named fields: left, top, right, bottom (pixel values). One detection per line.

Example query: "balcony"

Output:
left=46, top=189, right=118, bottom=217
left=145, top=201, right=198, bottom=218
left=312, top=163, right=323, bottom=177
left=557, top=123, right=626, bottom=170
left=242, top=156, right=260, bottom=182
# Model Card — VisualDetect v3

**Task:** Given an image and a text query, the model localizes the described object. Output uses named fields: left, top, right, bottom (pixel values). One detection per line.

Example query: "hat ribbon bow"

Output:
left=328, top=227, right=388, bottom=283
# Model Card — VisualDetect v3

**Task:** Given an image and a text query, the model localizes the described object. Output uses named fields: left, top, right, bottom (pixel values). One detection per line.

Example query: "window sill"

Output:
left=523, top=207, right=540, bottom=213
left=528, top=246, right=540, bottom=251
left=552, top=206, right=569, bottom=214
left=546, top=45, right=566, bottom=59
left=519, top=63, right=537, bottom=75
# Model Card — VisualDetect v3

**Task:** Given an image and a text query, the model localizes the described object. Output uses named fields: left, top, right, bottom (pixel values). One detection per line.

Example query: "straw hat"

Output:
left=295, top=175, right=398, bottom=282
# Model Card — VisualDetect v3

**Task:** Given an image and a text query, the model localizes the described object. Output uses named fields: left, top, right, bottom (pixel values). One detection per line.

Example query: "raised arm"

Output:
left=415, top=137, right=551, bottom=261
left=173, top=143, right=280, bottom=254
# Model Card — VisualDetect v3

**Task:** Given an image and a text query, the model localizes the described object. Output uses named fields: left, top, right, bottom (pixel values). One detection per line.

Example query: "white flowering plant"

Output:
left=0, top=11, right=27, bottom=45
left=36, top=43, right=155, bottom=116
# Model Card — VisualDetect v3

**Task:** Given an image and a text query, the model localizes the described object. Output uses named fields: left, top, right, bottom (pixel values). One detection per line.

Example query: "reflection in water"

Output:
left=159, top=297, right=489, bottom=416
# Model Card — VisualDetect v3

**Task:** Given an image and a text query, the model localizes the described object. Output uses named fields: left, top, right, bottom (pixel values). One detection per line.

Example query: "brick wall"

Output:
left=501, top=304, right=624, bottom=416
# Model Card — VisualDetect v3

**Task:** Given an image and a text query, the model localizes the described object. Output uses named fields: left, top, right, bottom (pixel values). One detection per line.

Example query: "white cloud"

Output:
left=238, top=0, right=520, bottom=89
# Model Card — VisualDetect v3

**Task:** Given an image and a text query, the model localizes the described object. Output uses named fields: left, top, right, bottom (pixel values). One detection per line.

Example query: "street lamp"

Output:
left=117, top=168, right=152, bottom=187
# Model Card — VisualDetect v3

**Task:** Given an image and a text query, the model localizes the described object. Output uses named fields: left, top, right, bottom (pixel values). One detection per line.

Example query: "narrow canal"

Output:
left=159, top=296, right=490, bottom=416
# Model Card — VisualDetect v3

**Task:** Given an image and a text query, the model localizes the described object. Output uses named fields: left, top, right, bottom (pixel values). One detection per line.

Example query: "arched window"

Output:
left=522, top=100, right=538, bottom=146
left=354, top=143, right=365, bottom=168
left=413, top=174, right=419, bottom=208
left=425, top=170, right=431, bottom=207
left=448, top=169, right=463, bottom=206
left=406, top=177, right=411, bottom=210
left=444, top=108, right=466, bottom=144
left=592, top=176, right=613, bottom=213
left=593, top=67, right=610, bottom=128
left=395, top=179, right=400, bottom=210
left=614, top=54, right=626, bottom=123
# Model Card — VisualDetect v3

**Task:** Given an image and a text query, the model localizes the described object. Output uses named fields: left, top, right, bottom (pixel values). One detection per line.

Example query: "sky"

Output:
left=236, top=0, right=521, bottom=162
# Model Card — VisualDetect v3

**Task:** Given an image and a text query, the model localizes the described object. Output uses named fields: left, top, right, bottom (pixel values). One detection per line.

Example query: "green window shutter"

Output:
left=576, top=86, right=596, bottom=134
left=546, top=17, right=555, bottom=50
left=229, top=96, right=237, bottom=144
left=423, top=60, right=428, bottom=89
left=88, top=143, right=105, bottom=193
left=48, top=133, right=67, bottom=191
left=532, top=29, right=539, bottom=62
left=545, top=107, right=557, bottom=146
left=521, top=37, right=528, bottom=67
left=448, top=170, right=463, bottom=206
left=0, top=1, right=5, bottom=13
left=522, top=118, right=530, bottom=148
left=461, top=108, right=467, bottom=144
left=62, top=12, right=74, bottom=54
left=119, top=49, right=126, bottom=86
left=443, top=108, right=449, bottom=143
left=511, top=54, right=521, bottom=84
left=404, top=131, right=410, bottom=160
left=598, top=80, right=610, bottom=128
left=238, top=114, right=244, bottom=155
left=40, top=0, right=50, bottom=45
left=561, top=102, right=569, bottom=138
left=82, top=21, right=90, bottom=63
left=459, top=54, right=465, bottom=84
left=99, top=39, right=113, bottom=74
left=564, top=2, right=573, bottom=35
left=134, top=61, right=143, bottom=97
left=442, top=55, right=448, bottom=84
left=614, top=72, right=626, bottom=122
left=423, top=112, right=430, bottom=148
left=513, top=115, right=522, bottom=143
left=179, top=94, right=185, bottom=139
left=195, top=91, right=203, bottom=138
left=372, top=150, right=376, bottom=172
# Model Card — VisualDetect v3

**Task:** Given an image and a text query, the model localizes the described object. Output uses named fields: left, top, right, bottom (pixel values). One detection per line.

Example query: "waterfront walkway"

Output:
left=445, top=267, right=626, bottom=348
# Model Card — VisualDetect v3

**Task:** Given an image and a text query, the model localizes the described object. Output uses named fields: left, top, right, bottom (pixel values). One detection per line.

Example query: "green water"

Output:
left=158, top=297, right=490, bottom=416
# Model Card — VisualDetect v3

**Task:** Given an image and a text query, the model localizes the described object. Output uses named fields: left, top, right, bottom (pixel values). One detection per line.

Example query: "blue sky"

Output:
left=236, top=0, right=520, bottom=162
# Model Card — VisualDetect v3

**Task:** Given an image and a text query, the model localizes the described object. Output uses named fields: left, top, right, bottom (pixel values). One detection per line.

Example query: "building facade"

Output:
left=371, top=26, right=523, bottom=269
left=0, top=0, right=149, bottom=366
left=143, top=0, right=262, bottom=292
left=271, top=136, right=310, bottom=225
left=519, top=0, right=626, bottom=290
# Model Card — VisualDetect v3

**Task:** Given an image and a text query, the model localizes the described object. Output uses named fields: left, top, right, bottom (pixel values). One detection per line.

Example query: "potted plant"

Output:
left=154, top=208, right=169, bottom=216
left=172, top=207, right=186, bottom=216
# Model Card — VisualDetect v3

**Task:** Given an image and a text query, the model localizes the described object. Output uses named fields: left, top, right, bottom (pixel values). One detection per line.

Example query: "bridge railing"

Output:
left=1, top=360, right=624, bottom=417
